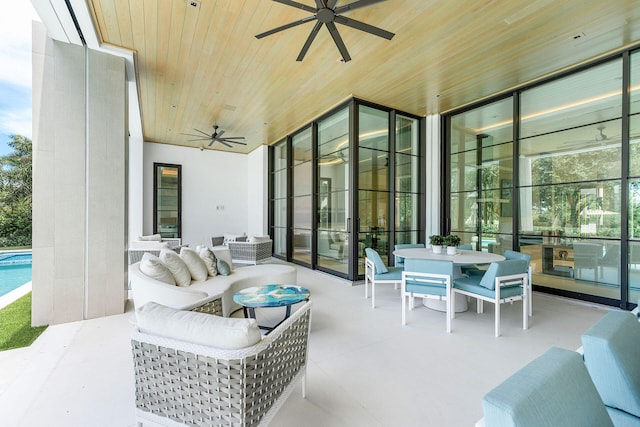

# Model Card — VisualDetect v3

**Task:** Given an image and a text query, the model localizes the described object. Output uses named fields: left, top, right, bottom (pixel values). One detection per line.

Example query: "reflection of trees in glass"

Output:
left=530, top=147, right=621, bottom=237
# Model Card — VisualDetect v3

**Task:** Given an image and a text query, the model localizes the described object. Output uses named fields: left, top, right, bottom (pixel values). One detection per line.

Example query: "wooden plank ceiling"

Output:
left=87, top=0, right=640, bottom=153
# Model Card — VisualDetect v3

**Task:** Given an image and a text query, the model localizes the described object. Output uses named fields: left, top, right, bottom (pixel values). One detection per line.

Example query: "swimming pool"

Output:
left=0, top=252, right=32, bottom=298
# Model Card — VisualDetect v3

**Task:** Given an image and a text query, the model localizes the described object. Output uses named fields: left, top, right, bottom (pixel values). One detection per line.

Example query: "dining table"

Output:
left=393, top=247, right=506, bottom=312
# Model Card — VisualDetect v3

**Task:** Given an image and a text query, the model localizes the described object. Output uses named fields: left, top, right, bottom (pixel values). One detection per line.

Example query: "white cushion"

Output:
left=139, top=252, right=175, bottom=285
left=129, top=240, right=170, bottom=250
left=138, top=234, right=162, bottom=241
left=211, top=246, right=233, bottom=271
left=199, top=248, right=218, bottom=276
left=160, top=249, right=192, bottom=287
left=180, top=247, right=209, bottom=281
left=223, top=232, right=246, bottom=245
left=136, top=302, right=262, bottom=350
left=248, top=236, right=271, bottom=243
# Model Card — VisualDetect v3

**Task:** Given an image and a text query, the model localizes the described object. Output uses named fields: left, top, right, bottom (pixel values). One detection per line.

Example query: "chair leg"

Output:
left=365, top=277, right=369, bottom=299
left=523, top=291, right=528, bottom=331
left=372, top=282, right=376, bottom=308
left=495, top=299, right=500, bottom=337
left=451, top=291, right=456, bottom=319
left=477, top=299, right=484, bottom=314
left=402, top=291, right=407, bottom=325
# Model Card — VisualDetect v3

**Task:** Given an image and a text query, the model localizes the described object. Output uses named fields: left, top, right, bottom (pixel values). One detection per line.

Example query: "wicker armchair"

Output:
left=131, top=300, right=312, bottom=427
left=228, top=240, right=273, bottom=265
left=128, top=238, right=183, bottom=264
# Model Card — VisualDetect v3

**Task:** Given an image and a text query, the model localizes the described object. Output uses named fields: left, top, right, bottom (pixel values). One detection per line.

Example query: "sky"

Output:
left=0, top=2, right=40, bottom=156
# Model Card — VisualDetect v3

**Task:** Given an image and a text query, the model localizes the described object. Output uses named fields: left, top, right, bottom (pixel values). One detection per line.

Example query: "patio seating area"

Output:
left=0, top=263, right=610, bottom=426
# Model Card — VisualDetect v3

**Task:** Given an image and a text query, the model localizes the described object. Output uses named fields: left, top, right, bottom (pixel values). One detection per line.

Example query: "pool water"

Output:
left=0, top=252, right=32, bottom=297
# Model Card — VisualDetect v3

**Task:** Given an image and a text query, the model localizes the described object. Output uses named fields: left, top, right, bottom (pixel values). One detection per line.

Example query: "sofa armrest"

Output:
left=129, top=262, right=209, bottom=309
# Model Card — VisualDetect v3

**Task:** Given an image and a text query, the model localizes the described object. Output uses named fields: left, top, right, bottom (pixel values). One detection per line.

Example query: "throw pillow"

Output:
left=199, top=248, right=218, bottom=276
left=160, top=249, right=192, bottom=287
left=217, top=259, right=231, bottom=276
left=138, top=233, right=162, bottom=241
left=136, top=302, right=262, bottom=350
left=211, top=247, right=234, bottom=271
left=139, top=252, right=176, bottom=285
left=180, top=247, right=209, bottom=281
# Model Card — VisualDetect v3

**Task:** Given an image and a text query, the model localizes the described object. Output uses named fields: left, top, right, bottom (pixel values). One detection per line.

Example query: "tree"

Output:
left=0, top=135, right=32, bottom=247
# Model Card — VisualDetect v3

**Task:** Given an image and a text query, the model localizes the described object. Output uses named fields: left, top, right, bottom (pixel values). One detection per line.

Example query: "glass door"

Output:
left=357, top=105, right=391, bottom=275
left=291, top=128, right=313, bottom=266
left=317, top=108, right=350, bottom=276
left=153, top=163, right=181, bottom=238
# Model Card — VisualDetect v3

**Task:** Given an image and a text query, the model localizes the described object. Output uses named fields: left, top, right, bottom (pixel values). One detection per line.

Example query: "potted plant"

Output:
left=444, top=234, right=461, bottom=255
left=429, top=235, right=445, bottom=254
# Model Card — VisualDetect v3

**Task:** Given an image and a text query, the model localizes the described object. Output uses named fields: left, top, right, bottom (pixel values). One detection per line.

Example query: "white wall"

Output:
left=247, top=146, right=269, bottom=236
left=142, top=143, right=250, bottom=246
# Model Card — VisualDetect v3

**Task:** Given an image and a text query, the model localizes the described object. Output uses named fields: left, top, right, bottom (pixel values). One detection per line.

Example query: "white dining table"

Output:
left=393, top=247, right=506, bottom=312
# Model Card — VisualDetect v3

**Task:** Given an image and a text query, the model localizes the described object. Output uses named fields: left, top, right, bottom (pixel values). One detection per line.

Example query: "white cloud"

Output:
left=0, top=3, right=40, bottom=89
left=0, top=106, right=32, bottom=138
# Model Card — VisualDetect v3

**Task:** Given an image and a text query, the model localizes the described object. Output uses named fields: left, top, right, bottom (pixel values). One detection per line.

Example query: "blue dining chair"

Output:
left=394, top=243, right=425, bottom=267
left=504, top=250, right=533, bottom=316
left=452, top=259, right=528, bottom=337
left=401, top=258, right=454, bottom=331
left=364, top=248, right=403, bottom=308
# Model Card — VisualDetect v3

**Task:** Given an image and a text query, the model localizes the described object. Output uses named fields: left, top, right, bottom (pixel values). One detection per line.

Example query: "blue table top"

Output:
left=233, top=284, right=311, bottom=308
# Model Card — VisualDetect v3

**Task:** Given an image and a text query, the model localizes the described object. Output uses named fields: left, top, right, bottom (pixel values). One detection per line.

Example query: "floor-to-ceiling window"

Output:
left=445, top=50, right=640, bottom=309
left=291, top=127, right=313, bottom=266
left=628, top=51, right=640, bottom=306
left=271, top=139, right=287, bottom=258
left=270, top=98, right=424, bottom=281
left=317, top=107, right=350, bottom=276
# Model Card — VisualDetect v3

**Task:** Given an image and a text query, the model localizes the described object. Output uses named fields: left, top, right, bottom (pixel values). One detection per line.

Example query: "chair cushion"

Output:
left=483, top=347, right=613, bottom=427
left=139, top=252, right=175, bottom=285
left=136, top=302, right=262, bottom=350
left=365, top=248, right=388, bottom=274
left=479, top=259, right=528, bottom=290
left=247, top=235, right=271, bottom=243
left=581, top=311, right=640, bottom=418
left=160, top=249, right=192, bottom=287
left=199, top=247, right=218, bottom=276
left=373, top=266, right=403, bottom=281
left=180, top=247, right=209, bottom=281
left=453, top=278, right=523, bottom=299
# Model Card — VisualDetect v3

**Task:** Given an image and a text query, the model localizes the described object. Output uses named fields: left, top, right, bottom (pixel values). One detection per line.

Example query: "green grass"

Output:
left=0, top=292, right=47, bottom=351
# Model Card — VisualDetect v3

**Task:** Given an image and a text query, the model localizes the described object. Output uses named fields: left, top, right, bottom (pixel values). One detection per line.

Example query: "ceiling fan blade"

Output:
left=186, top=137, right=213, bottom=142
left=327, top=0, right=338, bottom=8
left=297, top=21, right=323, bottom=61
left=256, top=16, right=316, bottom=39
left=314, top=0, right=326, bottom=8
left=207, top=140, right=216, bottom=147
left=217, top=136, right=245, bottom=140
left=335, top=0, right=387, bottom=14
left=216, top=129, right=225, bottom=138
left=273, top=0, right=318, bottom=14
left=181, top=132, right=211, bottom=138
left=326, top=22, right=351, bottom=62
left=220, top=139, right=247, bottom=145
left=193, top=128, right=211, bottom=137
left=334, top=15, right=394, bottom=40
left=218, top=140, right=233, bottom=148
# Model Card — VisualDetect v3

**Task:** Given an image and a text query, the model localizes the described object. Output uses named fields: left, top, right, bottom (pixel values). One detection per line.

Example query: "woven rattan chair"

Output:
left=228, top=240, right=273, bottom=265
left=131, top=300, right=312, bottom=427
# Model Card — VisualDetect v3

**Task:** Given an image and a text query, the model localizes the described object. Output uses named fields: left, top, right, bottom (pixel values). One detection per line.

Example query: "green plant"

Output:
left=444, top=234, right=461, bottom=247
left=429, top=234, right=445, bottom=246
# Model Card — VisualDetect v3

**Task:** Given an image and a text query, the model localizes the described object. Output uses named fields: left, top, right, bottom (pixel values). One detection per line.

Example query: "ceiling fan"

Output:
left=560, top=125, right=619, bottom=149
left=181, top=125, right=247, bottom=149
left=255, top=0, right=394, bottom=62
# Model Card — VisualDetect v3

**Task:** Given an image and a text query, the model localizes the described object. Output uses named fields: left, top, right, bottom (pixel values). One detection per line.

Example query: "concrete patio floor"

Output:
left=0, top=263, right=611, bottom=426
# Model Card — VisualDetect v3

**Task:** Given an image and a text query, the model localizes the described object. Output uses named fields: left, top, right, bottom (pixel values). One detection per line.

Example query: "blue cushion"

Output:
left=483, top=347, right=613, bottom=427
left=581, top=311, right=640, bottom=418
left=459, top=244, right=473, bottom=250
left=478, top=259, right=528, bottom=290
left=403, top=259, right=452, bottom=297
left=373, top=266, right=403, bottom=281
left=453, top=278, right=524, bottom=299
left=365, top=248, right=388, bottom=274
left=504, top=250, right=531, bottom=263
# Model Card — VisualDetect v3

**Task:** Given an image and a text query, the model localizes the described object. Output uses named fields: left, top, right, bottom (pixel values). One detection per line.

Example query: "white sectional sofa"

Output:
left=130, top=247, right=297, bottom=317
